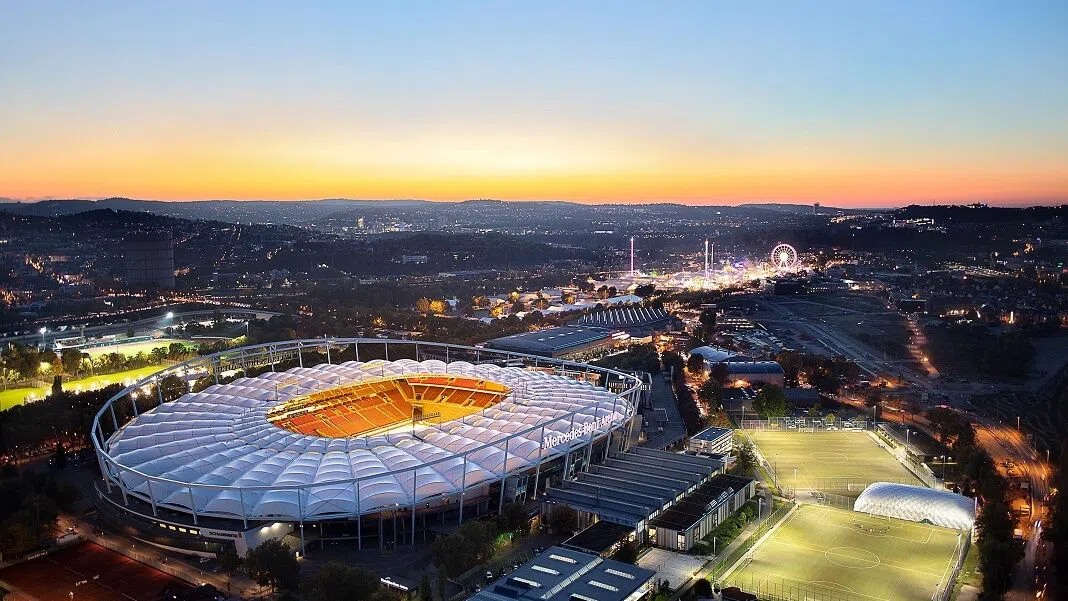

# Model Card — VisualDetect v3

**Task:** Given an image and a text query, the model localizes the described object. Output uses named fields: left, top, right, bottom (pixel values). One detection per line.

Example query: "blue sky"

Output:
left=2, top=1, right=1066, bottom=205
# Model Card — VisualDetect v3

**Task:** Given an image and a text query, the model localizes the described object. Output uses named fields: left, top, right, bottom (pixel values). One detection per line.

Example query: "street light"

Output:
left=940, top=455, right=947, bottom=480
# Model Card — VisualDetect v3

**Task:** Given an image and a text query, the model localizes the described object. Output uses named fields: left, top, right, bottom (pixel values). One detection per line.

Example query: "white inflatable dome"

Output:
left=853, top=482, right=975, bottom=530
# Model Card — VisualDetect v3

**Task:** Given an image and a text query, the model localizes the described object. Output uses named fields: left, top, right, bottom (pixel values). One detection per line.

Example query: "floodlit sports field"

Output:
left=723, top=505, right=962, bottom=601
left=746, top=430, right=923, bottom=493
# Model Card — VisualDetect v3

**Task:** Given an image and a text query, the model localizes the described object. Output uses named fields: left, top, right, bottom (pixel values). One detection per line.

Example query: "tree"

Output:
left=1042, top=440, right=1068, bottom=599
left=303, top=562, right=380, bottom=601
left=824, top=413, right=836, bottom=424
left=155, top=374, right=188, bottom=403
left=709, top=362, right=729, bottom=386
left=471, top=295, right=489, bottom=309
left=661, top=351, right=684, bottom=381
left=752, top=384, right=789, bottom=418
left=698, top=379, right=723, bottom=409
left=863, top=388, right=884, bottom=408
left=686, top=353, right=705, bottom=375
left=245, top=538, right=299, bottom=591
left=436, top=566, right=448, bottom=601
left=694, top=578, right=713, bottom=598
left=60, top=348, right=84, bottom=375
left=52, top=442, right=67, bottom=470
left=612, top=541, right=639, bottom=564
left=497, top=502, right=530, bottom=536
left=699, top=309, right=717, bottom=331
left=415, top=298, right=432, bottom=314
left=429, top=299, right=447, bottom=314
left=218, top=545, right=243, bottom=577
left=547, top=506, right=578, bottom=534
left=634, top=283, right=656, bottom=297
left=51, top=375, right=63, bottom=398
left=735, top=440, right=757, bottom=476
left=419, top=573, right=432, bottom=601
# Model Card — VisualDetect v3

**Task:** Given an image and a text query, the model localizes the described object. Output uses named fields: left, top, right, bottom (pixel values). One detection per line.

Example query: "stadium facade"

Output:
left=91, top=339, right=642, bottom=556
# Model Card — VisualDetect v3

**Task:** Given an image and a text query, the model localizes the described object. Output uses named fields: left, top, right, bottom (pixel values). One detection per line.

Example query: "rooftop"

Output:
left=725, top=361, right=785, bottom=375
left=692, top=426, right=733, bottom=442
left=484, top=325, right=613, bottom=355
left=468, top=546, right=655, bottom=601
left=648, top=473, right=756, bottom=531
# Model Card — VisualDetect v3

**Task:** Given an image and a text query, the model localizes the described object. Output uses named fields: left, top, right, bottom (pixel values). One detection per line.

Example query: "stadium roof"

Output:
left=484, top=325, right=613, bottom=356
left=105, top=359, right=628, bottom=521
left=854, top=482, right=975, bottom=530
left=469, top=546, right=655, bottom=601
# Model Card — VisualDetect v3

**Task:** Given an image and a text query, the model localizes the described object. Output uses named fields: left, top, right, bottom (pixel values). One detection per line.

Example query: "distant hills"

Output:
left=0, top=197, right=875, bottom=225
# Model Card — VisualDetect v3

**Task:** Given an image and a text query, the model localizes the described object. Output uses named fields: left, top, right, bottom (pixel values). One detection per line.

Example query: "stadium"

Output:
left=90, top=339, right=642, bottom=556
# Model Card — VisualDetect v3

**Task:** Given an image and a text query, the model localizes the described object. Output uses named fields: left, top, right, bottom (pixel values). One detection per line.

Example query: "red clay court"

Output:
left=0, top=542, right=190, bottom=601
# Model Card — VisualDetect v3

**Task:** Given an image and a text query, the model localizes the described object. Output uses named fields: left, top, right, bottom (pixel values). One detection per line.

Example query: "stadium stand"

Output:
left=267, top=375, right=511, bottom=437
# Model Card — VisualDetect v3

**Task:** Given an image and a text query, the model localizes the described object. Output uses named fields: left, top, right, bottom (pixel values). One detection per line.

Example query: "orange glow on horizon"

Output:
left=3, top=126, right=1065, bottom=206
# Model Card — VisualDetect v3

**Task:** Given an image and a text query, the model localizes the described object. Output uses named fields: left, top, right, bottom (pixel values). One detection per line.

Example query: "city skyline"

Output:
left=2, top=1, right=1067, bottom=207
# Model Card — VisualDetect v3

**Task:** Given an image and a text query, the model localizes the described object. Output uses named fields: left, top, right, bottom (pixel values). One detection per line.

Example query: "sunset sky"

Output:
left=2, top=1, right=1066, bottom=207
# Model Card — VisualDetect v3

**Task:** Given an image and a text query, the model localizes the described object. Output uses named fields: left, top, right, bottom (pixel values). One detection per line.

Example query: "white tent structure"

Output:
left=853, top=482, right=976, bottom=530
left=104, top=358, right=631, bottom=522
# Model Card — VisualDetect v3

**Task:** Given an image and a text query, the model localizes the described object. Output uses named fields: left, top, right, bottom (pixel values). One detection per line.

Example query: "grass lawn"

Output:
left=746, top=430, right=923, bottom=494
left=722, top=505, right=963, bottom=601
left=0, top=365, right=169, bottom=411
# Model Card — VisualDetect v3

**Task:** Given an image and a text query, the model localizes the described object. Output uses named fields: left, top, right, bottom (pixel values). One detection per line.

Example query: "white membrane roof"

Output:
left=106, top=359, right=628, bottom=520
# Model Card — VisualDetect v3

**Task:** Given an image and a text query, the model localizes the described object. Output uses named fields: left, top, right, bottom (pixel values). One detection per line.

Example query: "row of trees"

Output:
left=0, top=468, right=80, bottom=560
left=924, top=407, right=1023, bottom=597
left=0, top=341, right=194, bottom=384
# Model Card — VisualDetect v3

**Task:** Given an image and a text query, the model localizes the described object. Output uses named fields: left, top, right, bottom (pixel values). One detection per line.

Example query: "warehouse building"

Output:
left=687, top=426, right=734, bottom=456
left=541, top=448, right=728, bottom=545
left=469, top=545, right=655, bottom=601
left=648, top=473, right=757, bottom=551
left=484, top=325, right=620, bottom=359
left=724, top=361, right=785, bottom=388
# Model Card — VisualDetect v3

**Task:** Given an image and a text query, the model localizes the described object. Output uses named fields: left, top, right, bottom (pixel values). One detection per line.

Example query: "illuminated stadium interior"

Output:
left=266, top=374, right=512, bottom=437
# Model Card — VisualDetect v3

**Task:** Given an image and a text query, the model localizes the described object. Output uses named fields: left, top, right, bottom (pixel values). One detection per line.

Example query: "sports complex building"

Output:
left=90, top=339, right=643, bottom=556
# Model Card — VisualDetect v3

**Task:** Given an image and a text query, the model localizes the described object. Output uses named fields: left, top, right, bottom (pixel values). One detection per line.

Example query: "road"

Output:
left=641, top=375, right=687, bottom=449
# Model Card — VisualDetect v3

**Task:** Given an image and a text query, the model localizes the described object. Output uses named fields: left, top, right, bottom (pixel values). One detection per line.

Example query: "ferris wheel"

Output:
left=771, top=243, right=798, bottom=270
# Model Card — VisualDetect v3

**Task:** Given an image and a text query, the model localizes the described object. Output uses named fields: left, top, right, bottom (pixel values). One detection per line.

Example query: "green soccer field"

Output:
left=0, top=365, right=170, bottom=411
left=722, top=505, right=962, bottom=601
left=746, top=430, right=923, bottom=494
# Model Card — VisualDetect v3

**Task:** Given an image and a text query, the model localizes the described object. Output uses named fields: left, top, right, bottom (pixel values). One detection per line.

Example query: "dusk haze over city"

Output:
left=0, top=3, right=1065, bottom=601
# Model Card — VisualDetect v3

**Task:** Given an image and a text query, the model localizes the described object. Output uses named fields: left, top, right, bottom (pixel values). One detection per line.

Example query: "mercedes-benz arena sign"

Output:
left=92, top=339, right=640, bottom=525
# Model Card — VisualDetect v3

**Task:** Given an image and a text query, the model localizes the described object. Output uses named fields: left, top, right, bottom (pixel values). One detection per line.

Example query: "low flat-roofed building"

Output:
left=562, top=520, right=637, bottom=557
left=688, top=426, right=734, bottom=456
left=468, top=545, right=655, bottom=601
left=484, top=325, right=616, bottom=359
left=724, top=361, right=785, bottom=388
left=648, top=473, right=757, bottom=552
left=543, top=448, right=725, bottom=543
